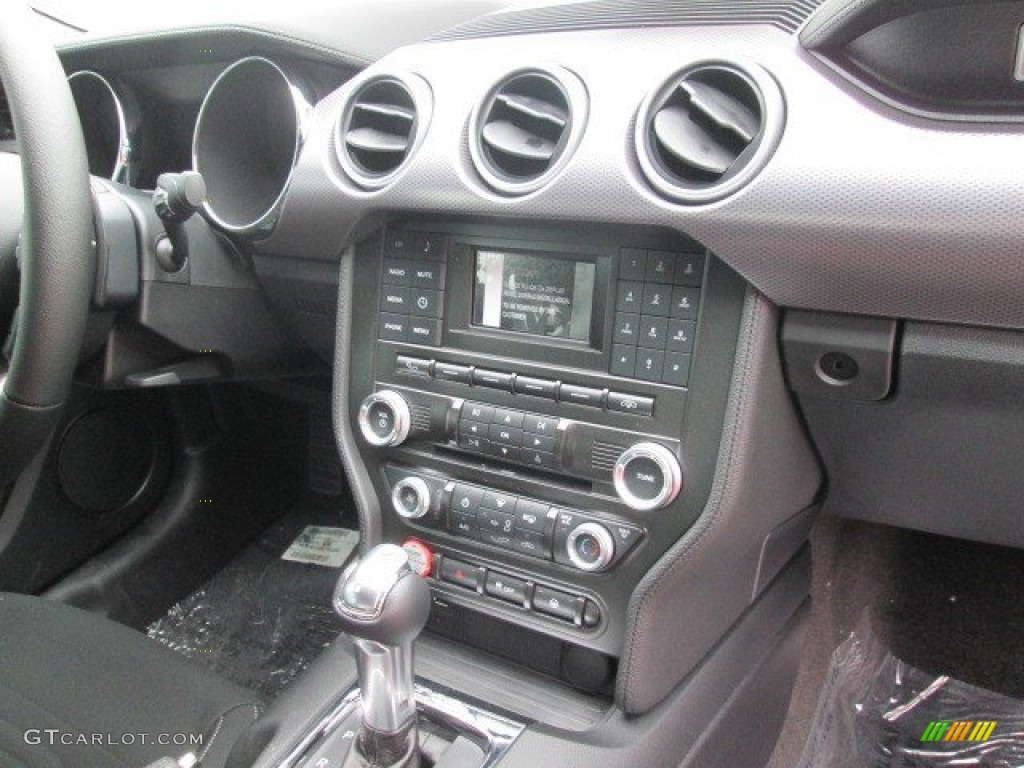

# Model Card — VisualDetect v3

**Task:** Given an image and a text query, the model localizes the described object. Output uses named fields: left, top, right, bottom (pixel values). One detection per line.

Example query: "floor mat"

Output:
left=797, top=621, right=1024, bottom=767
left=147, top=511, right=359, bottom=697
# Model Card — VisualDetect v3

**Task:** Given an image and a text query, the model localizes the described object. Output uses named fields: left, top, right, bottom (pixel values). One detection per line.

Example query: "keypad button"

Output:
left=666, top=320, right=696, bottom=353
left=408, top=319, right=441, bottom=346
left=488, top=425, right=523, bottom=446
left=515, top=500, right=549, bottom=533
left=645, top=251, right=676, bottom=284
left=378, top=313, right=408, bottom=342
left=662, top=352, right=692, bottom=387
left=638, top=316, right=668, bottom=350
left=619, top=249, right=647, bottom=281
left=523, top=415, right=559, bottom=435
left=409, top=289, right=443, bottom=318
left=616, top=281, right=644, bottom=313
left=613, top=313, right=640, bottom=345
left=635, top=349, right=665, bottom=382
left=670, top=286, right=700, bottom=320
left=492, top=409, right=525, bottom=428
left=673, top=253, right=705, bottom=286
left=450, top=485, right=484, bottom=515
left=642, top=283, right=671, bottom=318
left=463, top=403, right=494, bottom=423
left=607, top=392, right=654, bottom=416
left=379, top=287, right=410, bottom=313
left=610, top=345, right=637, bottom=377
left=522, top=433, right=556, bottom=452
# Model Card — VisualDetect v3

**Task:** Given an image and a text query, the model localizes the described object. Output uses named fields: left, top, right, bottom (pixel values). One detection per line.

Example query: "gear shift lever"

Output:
left=333, top=544, right=431, bottom=767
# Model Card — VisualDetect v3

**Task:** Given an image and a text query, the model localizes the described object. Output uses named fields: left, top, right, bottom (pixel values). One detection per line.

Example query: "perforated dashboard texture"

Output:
left=260, top=20, right=1024, bottom=331
left=429, top=0, right=825, bottom=39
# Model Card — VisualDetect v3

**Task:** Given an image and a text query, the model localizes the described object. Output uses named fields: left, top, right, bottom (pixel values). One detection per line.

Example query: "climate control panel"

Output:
left=383, top=466, right=644, bottom=574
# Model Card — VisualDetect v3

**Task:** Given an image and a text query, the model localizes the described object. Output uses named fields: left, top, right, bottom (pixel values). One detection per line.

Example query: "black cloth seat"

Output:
left=0, top=593, right=263, bottom=768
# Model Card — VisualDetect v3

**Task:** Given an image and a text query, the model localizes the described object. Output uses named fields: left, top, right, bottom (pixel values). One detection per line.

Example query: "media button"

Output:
left=523, top=449, right=557, bottom=470
left=459, top=420, right=489, bottom=439
left=514, top=376, right=557, bottom=399
left=378, top=313, right=409, bottom=342
left=462, top=402, right=494, bottom=423
left=457, top=434, right=488, bottom=452
left=383, top=231, right=418, bottom=258
left=408, top=288, right=442, bottom=318
left=488, top=424, right=523, bottom=446
left=379, top=287, right=410, bottom=313
left=560, top=384, right=605, bottom=408
left=523, top=433, right=556, bottom=452
left=485, top=443, right=521, bottom=462
left=410, top=262, right=445, bottom=289
left=473, top=369, right=514, bottom=391
left=434, top=362, right=471, bottom=384
left=492, top=409, right=525, bottom=428
left=607, top=392, right=654, bottom=417
left=408, top=318, right=441, bottom=346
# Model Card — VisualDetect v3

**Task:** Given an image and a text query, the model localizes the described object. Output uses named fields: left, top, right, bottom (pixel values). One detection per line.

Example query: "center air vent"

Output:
left=636, top=61, right=784, bottom=204
left=469, top=66, right=587, bottom=195
left=336, top=75, right=430, bottom=190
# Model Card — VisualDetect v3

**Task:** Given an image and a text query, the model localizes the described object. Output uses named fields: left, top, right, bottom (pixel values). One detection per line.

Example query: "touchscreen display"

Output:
left=472, top=250, right=596, bottom=342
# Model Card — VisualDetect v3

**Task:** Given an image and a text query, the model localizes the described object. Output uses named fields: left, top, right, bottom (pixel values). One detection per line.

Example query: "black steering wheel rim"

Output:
left=0, top=7, right=96, bottom=487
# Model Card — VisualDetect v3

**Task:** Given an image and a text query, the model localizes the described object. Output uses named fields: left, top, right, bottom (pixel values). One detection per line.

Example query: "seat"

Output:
left=0, top=593, right=263, bottom=768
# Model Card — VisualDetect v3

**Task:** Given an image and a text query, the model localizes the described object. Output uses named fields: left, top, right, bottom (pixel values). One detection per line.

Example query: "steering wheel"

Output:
left=0, top=7, right=96, bottom=487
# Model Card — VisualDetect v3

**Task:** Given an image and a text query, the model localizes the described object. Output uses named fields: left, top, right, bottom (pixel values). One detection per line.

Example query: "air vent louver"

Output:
left=470, top=67, right=587, bottom=195
left=637, top=62, right=784, bottom=204
left=337, top=75, right=429, bottom=190
left=0, top=88, right=13, bottom=140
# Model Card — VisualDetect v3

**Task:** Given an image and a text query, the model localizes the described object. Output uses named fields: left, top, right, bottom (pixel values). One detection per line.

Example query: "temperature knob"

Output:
left=358, top=391, right=411, bottom=447
left=613, top=442, right=682, bottom=511
left=566, top=522, right=615, bottom=572
left=392, top=476, right=431, bottom=520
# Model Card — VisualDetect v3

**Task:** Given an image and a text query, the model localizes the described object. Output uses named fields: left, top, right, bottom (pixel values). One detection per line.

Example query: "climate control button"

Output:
left=613, top=442, right=683, bottom=511
left=565, top=522, right=615, bottom=572
left=392, top=476, right=431, bottom=519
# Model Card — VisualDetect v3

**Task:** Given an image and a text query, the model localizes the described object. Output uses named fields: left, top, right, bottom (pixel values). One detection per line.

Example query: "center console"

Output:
left=346, top=219, right=746, bottom=673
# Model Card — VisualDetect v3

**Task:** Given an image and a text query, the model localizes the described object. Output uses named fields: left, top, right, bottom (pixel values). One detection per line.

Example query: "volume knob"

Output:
left=358, top=390, right=412, bottom=447
left=612, top=442, right=682, bottom=511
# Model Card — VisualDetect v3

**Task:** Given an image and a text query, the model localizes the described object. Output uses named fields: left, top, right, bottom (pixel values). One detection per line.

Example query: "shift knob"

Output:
left=333, top=544, right=430, bottom=645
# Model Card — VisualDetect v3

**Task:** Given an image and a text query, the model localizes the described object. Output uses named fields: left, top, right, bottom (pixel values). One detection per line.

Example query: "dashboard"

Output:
left=10, top=0, right=1024, bottom=735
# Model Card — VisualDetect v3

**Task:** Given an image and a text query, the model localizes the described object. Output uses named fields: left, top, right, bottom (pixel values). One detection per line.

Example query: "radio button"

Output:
left=492, top=409, right=525, bottom=428
left=410, top=263, right=445, bottom=289
left=450, top=511, right=479, bottom=539
left=514, top=376, right=557, bottom=399
left=607, top=392, right=654, bottom=417
left=523, top=415, right=559, bottom=435
left=379, top=287, right=410, bottom=313
left=488, top=425, right=523, bottom=446
left=382, top=259, right=413, bottom=286
left=450, top=484, right=484, bottom=515
left=512, top=529, right=548, bottom=558
left=408, top=318, right=441, bottom=346
left=479, top=508, right=516, bottom=536
left=482, top=490, right=517, bottom=514
left=435, top=362, right=471, bottom=383
left=473, top=369, right=514, bottom=391
left=485, top=443, right=521, bottom=462
left=523, top=433, right=556, bottom=452
left=532, top=586, right=578, bottom=622
left=560, top=384, right=605, bottom=408
left=610, top=345, right=637, bottom=378
left=523, top=450, right=557, bottom=470
left=408, top=288, right=442, bottom=318
left=515, top=500, right=550, bottom=533
left=485, top=572, right=527, bottom=604
left=378, top=313, right=409, bottom=342
left=462, top=403, right=495, bottom=423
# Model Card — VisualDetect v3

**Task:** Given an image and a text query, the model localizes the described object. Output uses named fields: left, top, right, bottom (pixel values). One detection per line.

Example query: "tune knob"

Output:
left=612, top=442, right=683, bottom=511
left=392, top=476, right=431, bottom=519
left=358, top=390, right=412, bottom=447
left=566, top=522, right=615, bottom=572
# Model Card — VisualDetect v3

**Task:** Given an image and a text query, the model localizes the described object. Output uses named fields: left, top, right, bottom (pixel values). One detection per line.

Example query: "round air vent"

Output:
left=336, top=74, right=431, bottom=190
left=636, top=61, right=784, bottom=204
left=469, top=66, right=587, bottom=195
